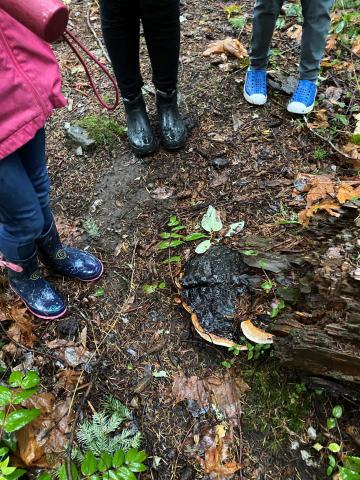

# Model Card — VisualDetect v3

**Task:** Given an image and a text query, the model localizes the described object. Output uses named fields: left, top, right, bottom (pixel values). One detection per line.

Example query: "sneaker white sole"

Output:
left=243, top=87, right=267, bottom=106
left=287, top=101, right=315, bottom=115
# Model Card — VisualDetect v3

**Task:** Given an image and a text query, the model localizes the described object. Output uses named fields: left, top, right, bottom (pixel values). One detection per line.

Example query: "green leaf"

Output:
left=261, top=280, right=273, bottom=292
left=156, top=240, right=171, bottom=250
left=81, top=451, right=97, bottom=476
left=201, top=206, right=223, bottom=233
left=225, top=221, right=245, bottom=238
left=326, top=466, right=334, bottom=477
left=143, top=284, right=158, bottom=294
left=2, top=467, right=16, bottom=476
left=8, top=372, right=23, bottom=388
left=0, top=458, right=9, bottom=469
left=344, top=456, right=360, bottom=473
left=0, top=387, right=12, bottom=407
left=0, top=449, right=9, bottom=459
left=98, top=452, right=112, bottom=471
left=12, top=388, right=38, bottom=405
left=168, top=215, right=180, bottom=227
left=162, top=256, right=181, bottom=265
left=94, top=288, right=105, bottom=298
left=152, top=370, right=168, bottom=378
left=184, top=233, right=209, bottom=242
left=107, top=471, right=119, bottom=480
left=328, top=442, right=341, bottom=453
left=125, top=449, right=147, bottom=465
left=327, top=417, right=337, bottom=429
left=332, top=405, right=343, bottom=419
left=228, top=16, right=246, bottom=31
left=112, top=450, right=125, bottom=468
left=221, top=361, right=232, bottom=369
left=159, top=232, right=171, bottom=239
left=270, top=299, right=285, bottom=318
left=7, top=468, right=26, bottom=480
left=335, top=19, right=346, bottom=34
left=169, top=240, right=184, bottom=248
left=328, top=455, right=336, bottom=468
left=338, top=466, right=360, bottom=480
left=313, top=443, right=323, bottom=452
left=128, top=463, right=147, bottom=473
left=195, top=240, right=212, bottom=254
left=240, top=249, right=259, bottom=256
left=158, top=282, right=166, bottom=289
left=37, top=473, right=52, bottom=480
left=171, top=225, right=186, bottom=232
left=115, top=467, right=136, bottom=480
left=4, top=409, right=40, bottom=433
left=21, top=371, right=40, bottom=390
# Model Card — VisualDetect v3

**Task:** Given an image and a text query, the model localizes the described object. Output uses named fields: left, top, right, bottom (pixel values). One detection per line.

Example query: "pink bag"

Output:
left=0, top=0, right=69, bottom=42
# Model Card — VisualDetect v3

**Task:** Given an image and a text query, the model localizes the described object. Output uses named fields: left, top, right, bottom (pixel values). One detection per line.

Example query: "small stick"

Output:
left=86, top=2, right=111, bottom=64
left=304, top=118, right=353, bottom=161
left=66, top=380, right=94, bottom=480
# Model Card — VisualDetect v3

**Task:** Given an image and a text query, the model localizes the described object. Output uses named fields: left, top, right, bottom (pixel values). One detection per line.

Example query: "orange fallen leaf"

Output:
left=336, top=184, right=360, bottom=204
left=286, top=24, right=302, bottom=44
left=5, top=307, right=36, bottom=349
left=198, top=427, right=241, bottom=476
left=203, top=37, right=247, bottom=59
left=298, top=200, right=341, bottom=226
left=308, top=109, right=330, bottom=129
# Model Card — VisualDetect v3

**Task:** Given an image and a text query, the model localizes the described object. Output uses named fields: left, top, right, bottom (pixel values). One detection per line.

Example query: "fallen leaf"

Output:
left=5, top=307, right=36, bottom=349
left=203, top=38, right=247, bottom=59
left=336, top=184, right=360, bottom=204
left=298, top=200, right=341, bottom=226
left=56, top=369, right=83, bottom=391
left=341, top=142, right=360, bottom=162
left=286, top=24, right=302, bottom=44
left=54, top=215, right=83, bottom=246
left=308, top=109, right=329, bottom=129
left=325, top=34, right=337, bottom=52
left=16, top=393, right=73, bottom=467
left=352, top=36, right=360, bottom=55
left=150, top=187, right=175, bottom=200
left=324, top=86, right=343, bottom=103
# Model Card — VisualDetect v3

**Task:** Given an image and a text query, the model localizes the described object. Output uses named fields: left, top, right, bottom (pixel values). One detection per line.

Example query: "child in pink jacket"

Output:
left=0, top=9, right=103, bottom=320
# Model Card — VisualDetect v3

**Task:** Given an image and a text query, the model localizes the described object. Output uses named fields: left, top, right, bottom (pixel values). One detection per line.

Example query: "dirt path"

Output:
left=2, top=1, right=359, bottom=479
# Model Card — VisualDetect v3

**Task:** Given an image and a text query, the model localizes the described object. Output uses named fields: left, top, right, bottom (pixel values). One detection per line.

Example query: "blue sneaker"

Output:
left=288, top=80, right=317, bottom=114
left=243, top=69, right=267, bottom=105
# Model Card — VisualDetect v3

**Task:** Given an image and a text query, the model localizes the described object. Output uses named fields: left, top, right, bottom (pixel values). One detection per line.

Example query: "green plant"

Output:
left=83, top=219, right=100, bottom=239
left=143, top=282, right=166, bottom=294
left=313, top=148, right=328, bottom=161
left=228, top=16, right=246, bottom=32
left=246, top=342, right=272, bottom=361
left=270, top=299, right=285, bottom=318
left=223, top=4, right=242, bottom=19
left=58, top=448, right=147, bottom=480
left=74, top=397, right=141, bottom=459
left=77, top=116, right=126, bottom=147
left=0, top=371, right=41, bottom=480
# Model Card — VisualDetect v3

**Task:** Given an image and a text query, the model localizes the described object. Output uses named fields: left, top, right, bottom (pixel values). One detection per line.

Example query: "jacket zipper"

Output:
left=0, top=25, right=47, bottom=117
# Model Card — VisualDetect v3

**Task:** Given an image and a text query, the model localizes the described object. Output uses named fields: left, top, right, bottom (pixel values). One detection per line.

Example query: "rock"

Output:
left=64, top=124, right=95, bottom=147
left=210, top=157, right=229, bottom=169
left=268, top=73, right=298, bottom=95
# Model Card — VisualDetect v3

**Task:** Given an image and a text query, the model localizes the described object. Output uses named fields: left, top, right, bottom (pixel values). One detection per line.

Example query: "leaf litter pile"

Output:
left=1, top=0, right=360, bottom=479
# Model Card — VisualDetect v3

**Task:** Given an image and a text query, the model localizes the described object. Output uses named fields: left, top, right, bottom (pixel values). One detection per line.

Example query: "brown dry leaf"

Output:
left=326, top=34, right=337, bottom=52
left=342, top=142, right=360, bottom=162
left=308, top=109, right=329, bottom=129
left=56, top=369, right=83, bottom=391
left=305, top=175, right=335, bottom=207
left=286, top=24, right=302, bottom=44
left=172, top=374, right=209, bottom=407
left=5, top=307, right=36, bottom=348
left=198, top=426, right=241, bottom=477
left=203, top=38, right=247, bottom=59
left=16, top=393, right=72, bottom=467
left=336, top=184, right=360, bottom=204
left=298, top=200, right=341, bottom=226
left=352, top=36, right=360, bottom=55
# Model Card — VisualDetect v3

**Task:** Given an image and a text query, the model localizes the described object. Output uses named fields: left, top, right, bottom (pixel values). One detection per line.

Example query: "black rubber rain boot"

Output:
left=156, top=89, right=187, bottom=150
left=37, top=222, right=103, bottom=282
left=123, top=93, right=159, bottom=156
left=4, top=252, right=67, bottom=320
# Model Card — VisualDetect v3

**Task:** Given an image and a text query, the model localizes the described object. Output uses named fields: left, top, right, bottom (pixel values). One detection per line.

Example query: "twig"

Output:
left=304, top=118, right=353, bottom=160
left=66, top=380, right=94, bottom=480
left=86, top=1, right=111, bottom=64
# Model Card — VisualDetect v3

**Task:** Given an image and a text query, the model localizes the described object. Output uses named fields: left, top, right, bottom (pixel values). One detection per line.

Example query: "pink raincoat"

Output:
left=0, top=8, right=66, bottom=160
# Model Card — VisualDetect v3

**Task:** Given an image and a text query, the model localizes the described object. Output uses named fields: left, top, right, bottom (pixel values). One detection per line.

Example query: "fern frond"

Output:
left=102, top=396, right=131, bottom=420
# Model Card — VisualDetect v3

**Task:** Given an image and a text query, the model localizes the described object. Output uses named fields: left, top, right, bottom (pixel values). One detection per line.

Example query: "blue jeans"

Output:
left=0, top=129, right=53, bottom=261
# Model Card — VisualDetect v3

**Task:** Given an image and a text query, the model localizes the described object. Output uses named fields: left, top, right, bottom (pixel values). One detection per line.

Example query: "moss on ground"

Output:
left=242, top=363, right=316, bottom=454
left=78, top=115, right=126, bottom=147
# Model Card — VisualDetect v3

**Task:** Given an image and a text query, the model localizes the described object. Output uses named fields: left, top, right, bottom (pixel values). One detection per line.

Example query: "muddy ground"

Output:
left=1, top=0, right=360, bottom=479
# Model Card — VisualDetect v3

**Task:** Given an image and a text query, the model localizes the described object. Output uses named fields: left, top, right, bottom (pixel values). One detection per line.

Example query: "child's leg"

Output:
left=250, top=0, right=284, bottom=70
left=299, top=0, right=334, bottom=81
left=17, top=128, right=53, bottom=235
left=0, top=152, right=44, bottom=261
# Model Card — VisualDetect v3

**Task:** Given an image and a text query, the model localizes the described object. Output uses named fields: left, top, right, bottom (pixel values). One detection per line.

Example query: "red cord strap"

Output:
left=62, top=29, right=120, bottom=111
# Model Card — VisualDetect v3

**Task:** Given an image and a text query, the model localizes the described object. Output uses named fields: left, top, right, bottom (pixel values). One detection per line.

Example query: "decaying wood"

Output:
left=271, top=211, right=360, bottom=388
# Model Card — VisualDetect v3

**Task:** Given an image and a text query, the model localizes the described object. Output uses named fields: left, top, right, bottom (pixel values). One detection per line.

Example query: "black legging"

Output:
left=100, top=0, right=180, bottom=99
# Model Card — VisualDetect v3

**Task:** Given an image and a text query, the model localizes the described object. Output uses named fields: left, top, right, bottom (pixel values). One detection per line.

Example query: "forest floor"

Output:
left=1, top=0, right=360, bottom=479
